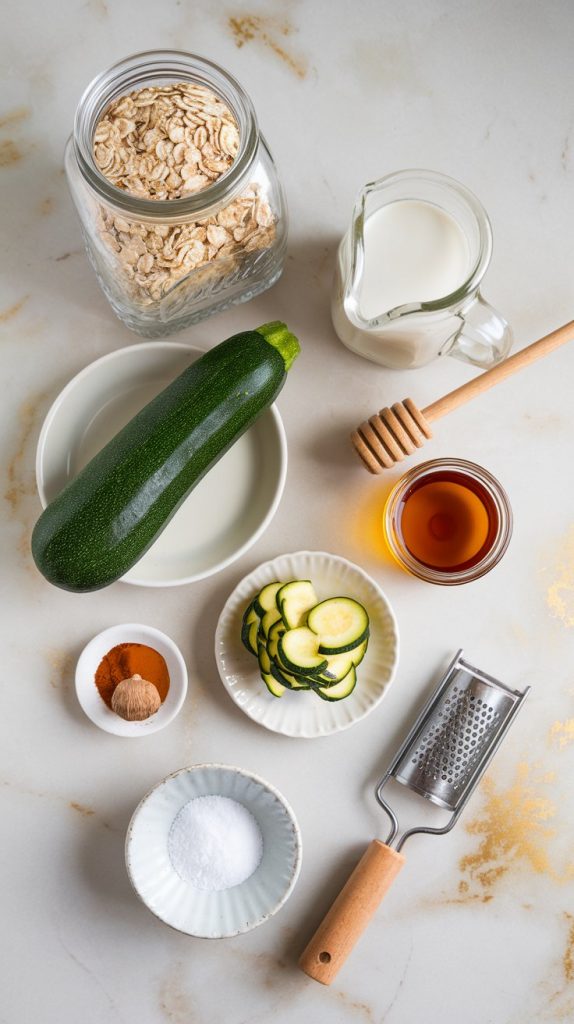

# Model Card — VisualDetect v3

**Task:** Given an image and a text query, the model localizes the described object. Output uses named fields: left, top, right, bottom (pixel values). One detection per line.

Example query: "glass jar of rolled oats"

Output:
left=64, top=50, right=287, bottom=337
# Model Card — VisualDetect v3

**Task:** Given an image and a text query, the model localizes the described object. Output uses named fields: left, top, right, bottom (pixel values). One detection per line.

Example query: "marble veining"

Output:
left=1, top=1, right=574, bottom=1022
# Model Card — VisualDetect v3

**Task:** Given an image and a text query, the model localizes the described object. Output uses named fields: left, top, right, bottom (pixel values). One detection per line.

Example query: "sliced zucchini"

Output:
left=277, top=580, right=318, bottom=629
left=278, top=627, right=328, bottom=676
left=268, top=618, right=286, bottom=643
left=316, top=649, right=360, bottom=684
left=270, top=661, right=311, bottom=691
left=242, top=600, right=259, bottom=627
left=308, top=598, right=370, bottom=654
left=267, top=619, right=286, bottom=661
left=241, top=617, right=259, bottom=656
left=312, top=665, right=357, bottom=701
left=254, top=582, right=284, bottom=618
left=258, top=643, right=272, bottom=676
left=317, top=639, right=369, bottom=682
left=260, top=606, right=282, bottom=638
left=261, top=671, right=286, bottom=698
left=351, top=638, right=369, bottom=667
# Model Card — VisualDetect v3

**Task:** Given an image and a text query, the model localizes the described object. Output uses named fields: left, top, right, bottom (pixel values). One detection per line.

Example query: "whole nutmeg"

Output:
left=111, top=673, right=161, bottom=721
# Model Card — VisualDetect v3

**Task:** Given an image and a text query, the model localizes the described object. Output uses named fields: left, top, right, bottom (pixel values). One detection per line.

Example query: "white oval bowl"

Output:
left=75, top=623, right=188, bottom=737
left=125, top=764, right=302, bottom=937
left=215, top=551, right=400, bottom=738
left=36, top=341, right=287, bottom=587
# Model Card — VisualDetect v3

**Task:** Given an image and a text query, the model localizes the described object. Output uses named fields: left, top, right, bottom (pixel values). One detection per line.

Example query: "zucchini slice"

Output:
left=254, top=582, right=284, bottom=618
left=277, top=580, right=318, bottom=629
left=316, top=648, right=361, bottom=684
left=258, top=643, right=272, bottom=676
left=351, top=638, right=369, bottom=667
left=278, top=627, right=328, bottom=676
left=260, top=606, right=282, bottom=638
left=318, top=639, right=369, bottom=682
left=261, top=671, right=286, bottom=698
left=308, top=598, right=370, bottom=654
left=313, top=666, right=357, bottom=701
left=270, top=661, right=311, bottom=691
left=268, top=618, right=286, bottom=642
left=241, top=617, right=259, bottom=656
left=267, top=619, right=286, bottom=662
left=242, top=600, right=259, bottom=626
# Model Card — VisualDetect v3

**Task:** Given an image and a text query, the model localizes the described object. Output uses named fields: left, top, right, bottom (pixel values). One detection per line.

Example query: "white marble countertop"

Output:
left=2, top=2, right=574, bottom=1021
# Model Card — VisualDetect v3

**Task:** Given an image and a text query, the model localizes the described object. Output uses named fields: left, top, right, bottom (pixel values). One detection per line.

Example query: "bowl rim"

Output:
left=125, top=762, right=303, bottom=937
left=35, top=340, right=288, bottom=587
left=75, top=622, right=188, bottom=736
left=214, top=549, right=401, bottom=738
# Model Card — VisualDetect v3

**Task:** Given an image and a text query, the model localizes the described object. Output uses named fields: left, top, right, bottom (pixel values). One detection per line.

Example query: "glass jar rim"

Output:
left=72, top=49, right=259, bottom=219
left=383, top=457, right=513, bottom=585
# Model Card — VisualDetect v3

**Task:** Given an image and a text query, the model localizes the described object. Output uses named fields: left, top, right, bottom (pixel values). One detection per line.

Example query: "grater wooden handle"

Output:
left=298, top=839, right=405, bottom=985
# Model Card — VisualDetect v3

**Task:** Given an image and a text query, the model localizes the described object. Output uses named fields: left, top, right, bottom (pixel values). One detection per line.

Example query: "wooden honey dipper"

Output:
left=352, top=320, right=574, bottom=473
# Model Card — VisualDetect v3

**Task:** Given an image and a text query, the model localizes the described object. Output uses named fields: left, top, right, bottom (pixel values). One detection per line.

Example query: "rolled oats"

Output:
left=92, top=82, right=277, bottom=309
left=94, top=82, right=239, bottom=200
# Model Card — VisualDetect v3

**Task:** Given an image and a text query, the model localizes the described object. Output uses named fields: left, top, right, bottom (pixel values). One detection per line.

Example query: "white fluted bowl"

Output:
left=215, top=551, right=399, bottom=738
left=125, top=764, right=302, bottom=937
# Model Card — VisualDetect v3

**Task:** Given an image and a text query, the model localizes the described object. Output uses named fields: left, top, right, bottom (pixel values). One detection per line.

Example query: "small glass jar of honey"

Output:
left=384, top=458, right=512, bottom=585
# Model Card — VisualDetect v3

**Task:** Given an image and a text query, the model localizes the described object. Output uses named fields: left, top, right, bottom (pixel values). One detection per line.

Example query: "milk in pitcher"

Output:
left=332, top=170, right=511, bottom=370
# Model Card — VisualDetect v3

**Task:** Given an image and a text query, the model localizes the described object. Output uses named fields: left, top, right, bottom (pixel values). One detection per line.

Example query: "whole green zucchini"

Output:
left=32, top=321, right=299, bottom=592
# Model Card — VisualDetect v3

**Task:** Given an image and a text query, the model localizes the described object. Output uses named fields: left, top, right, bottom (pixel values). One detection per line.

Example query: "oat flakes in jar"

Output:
left=64, top=50, right=287, bottom=337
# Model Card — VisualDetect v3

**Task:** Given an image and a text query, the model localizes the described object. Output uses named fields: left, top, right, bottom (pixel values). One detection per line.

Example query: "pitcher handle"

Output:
left=446, top=292, right=513, bottom=368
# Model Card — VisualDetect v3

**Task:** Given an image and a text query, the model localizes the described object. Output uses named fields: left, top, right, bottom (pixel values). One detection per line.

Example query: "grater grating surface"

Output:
left=376, top=650, right=529, bottom=848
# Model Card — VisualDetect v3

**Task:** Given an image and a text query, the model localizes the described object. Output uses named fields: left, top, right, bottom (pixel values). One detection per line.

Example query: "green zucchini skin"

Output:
left=32, top=328, right=293, bottom=592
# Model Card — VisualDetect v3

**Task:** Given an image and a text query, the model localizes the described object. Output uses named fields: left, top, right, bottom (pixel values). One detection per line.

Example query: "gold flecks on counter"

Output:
left=334, top=990, right=375, bottom=1023
left=0, top=106, right=31, bottom=130
left=546, top=525, right=574, bottom=628
left=540, top=913, right=574, bottom=1022
left=456, top=763, right=574, bottom=901
left=3, top=780, right=114, bottom=830
left=4, top=391, right=49, bottom=572
left=0, top=296, right=29, bottom=325
left=228, top=14, right=308, bottom=78
left=45, top=649, right=74, bottom=690
left=87, top=0, right=108, bottom=17
left=39, top=197, right=54, bottom=215
left=0, top=140, right=23, bottom=167
left=69, top=801, right=95, bottom=818
left=159, top=963, right=201, bottom=1023
left=563, top=913, right=574, bottom=983
left=5, top=393, right=46, bottom=513
left=435, top=878, right=494, bottom=906
left=549, top=719, right=574, bottom=750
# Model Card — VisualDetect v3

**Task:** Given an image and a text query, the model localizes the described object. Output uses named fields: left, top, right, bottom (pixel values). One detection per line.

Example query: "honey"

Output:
left=397, top=470, right=499, bottom=571
left=384, top=458, right=512, bottom=584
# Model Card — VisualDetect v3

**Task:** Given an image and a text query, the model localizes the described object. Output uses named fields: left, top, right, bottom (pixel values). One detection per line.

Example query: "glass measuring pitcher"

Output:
left=332, top=170, right=512, bottom=370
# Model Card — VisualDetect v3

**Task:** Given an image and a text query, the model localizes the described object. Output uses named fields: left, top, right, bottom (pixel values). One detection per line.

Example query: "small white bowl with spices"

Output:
left=75, top=623, right=188, bottom=737
left=125, top=764, right=302, bottom=937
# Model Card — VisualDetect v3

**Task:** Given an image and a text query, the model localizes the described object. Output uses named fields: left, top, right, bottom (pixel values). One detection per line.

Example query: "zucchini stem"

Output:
left=256, top=321, right=300, bottom=371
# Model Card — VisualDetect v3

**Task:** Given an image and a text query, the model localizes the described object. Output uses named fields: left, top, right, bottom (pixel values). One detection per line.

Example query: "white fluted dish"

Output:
left=125, top=764, right=302, bottom=938
left=36, top=341, right=287, bottom=587
left=215, top=551, right=399, bottom=738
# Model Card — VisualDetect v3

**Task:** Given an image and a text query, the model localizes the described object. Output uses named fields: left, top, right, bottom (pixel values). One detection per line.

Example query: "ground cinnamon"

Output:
left=95, top=642, right=170, bottom=709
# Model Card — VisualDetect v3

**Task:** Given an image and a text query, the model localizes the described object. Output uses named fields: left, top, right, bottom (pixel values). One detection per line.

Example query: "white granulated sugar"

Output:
left=168, top=795, right=263, bottom=891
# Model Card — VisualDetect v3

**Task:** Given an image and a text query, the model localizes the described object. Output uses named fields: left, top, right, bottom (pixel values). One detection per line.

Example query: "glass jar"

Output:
left=383, top=458, right=513, bottom=585
left=65, top=50, right=288, bottom=337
